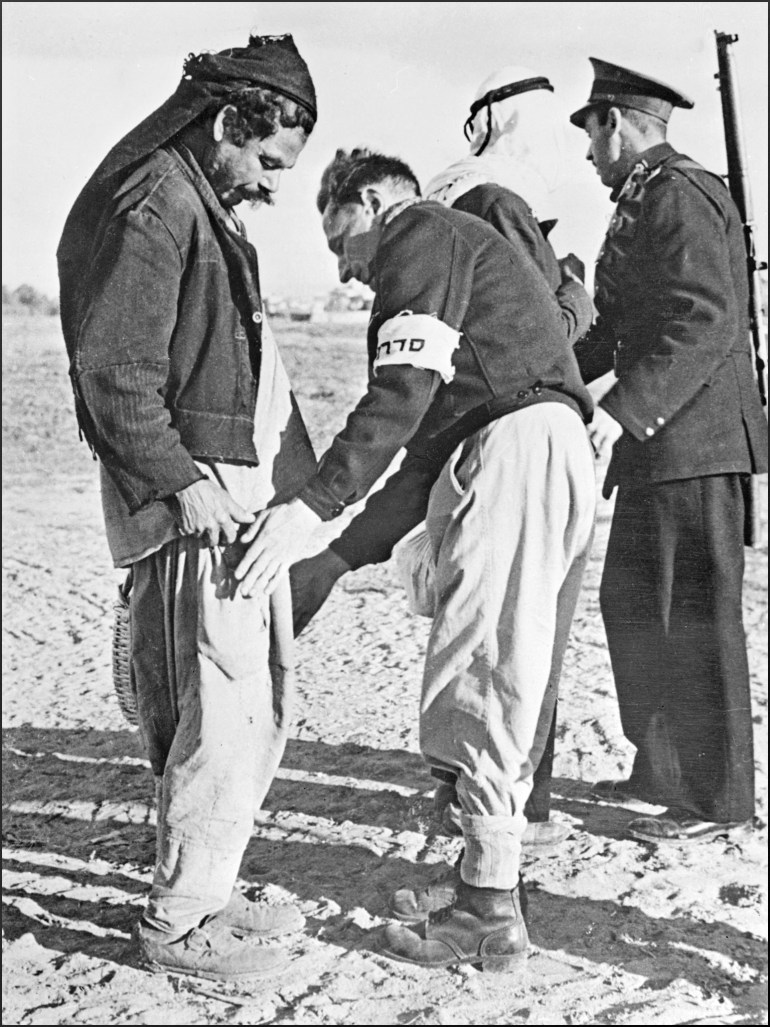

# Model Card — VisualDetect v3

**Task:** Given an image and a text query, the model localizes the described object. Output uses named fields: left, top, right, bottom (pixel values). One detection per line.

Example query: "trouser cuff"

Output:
left=459, top=812, right=523, bottom=889
left=146, top=836, right=243, bottom=935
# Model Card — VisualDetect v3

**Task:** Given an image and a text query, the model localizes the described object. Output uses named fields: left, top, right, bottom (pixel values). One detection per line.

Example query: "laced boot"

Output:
left=381, top=878, right=529, bottom=972
left=390, top=854, right=529, bottom=925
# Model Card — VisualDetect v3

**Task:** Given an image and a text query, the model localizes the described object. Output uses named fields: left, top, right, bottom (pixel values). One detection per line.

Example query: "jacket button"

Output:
left=252, top=311, right=263, bottom=324
left=656, top=416, right=665, bottom=426
left=517, top=390, right=528, bottom=399
left=645, top=427, right=655, bottom=437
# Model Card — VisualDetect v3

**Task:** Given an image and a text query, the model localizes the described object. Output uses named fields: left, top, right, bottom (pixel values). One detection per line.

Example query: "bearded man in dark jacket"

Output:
left=58, top=34, right=319, bottom=980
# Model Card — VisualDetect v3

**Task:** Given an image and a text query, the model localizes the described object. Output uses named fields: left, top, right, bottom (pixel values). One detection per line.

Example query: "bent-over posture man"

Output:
left=235, top=151, right=596, bottom=969
left=419, top=64, right=594, bottom=851
left=570, top=59, right=768, bottom=842
left=58, top=34, right=318, bottom=980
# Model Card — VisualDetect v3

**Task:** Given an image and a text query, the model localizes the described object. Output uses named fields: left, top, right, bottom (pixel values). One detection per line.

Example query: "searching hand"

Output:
left=233, top=498, right=321, bottom=597
left=290, top=548, right=351, bottom=636
left=559, top=252, right=586, bottom=285
left=588, top=406, right=623, bottom=462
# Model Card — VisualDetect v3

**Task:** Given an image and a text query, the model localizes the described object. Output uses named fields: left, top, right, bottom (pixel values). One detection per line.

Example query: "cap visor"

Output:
left=569, top=103, right=594, bottom=128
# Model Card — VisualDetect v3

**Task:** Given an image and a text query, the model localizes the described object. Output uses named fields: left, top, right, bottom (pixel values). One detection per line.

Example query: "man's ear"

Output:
left=606, top=106, right=623, bottom=135
left=361, top=187, right=382, bottom=217
left=212, top=106, right=236, bottom=143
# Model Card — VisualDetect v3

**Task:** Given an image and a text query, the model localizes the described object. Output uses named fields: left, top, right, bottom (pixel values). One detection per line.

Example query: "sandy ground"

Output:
left=2, top=313, right=767, bottom=1026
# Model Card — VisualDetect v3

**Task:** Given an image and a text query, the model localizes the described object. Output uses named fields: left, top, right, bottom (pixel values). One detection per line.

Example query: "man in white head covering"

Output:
left=384, top=68, right=595, bottom=889
left=426, top=65, right=591, bottom=340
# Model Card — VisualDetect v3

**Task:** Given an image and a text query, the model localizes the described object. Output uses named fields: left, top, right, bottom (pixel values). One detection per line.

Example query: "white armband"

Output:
left=373, top=312, right=461, bottom=384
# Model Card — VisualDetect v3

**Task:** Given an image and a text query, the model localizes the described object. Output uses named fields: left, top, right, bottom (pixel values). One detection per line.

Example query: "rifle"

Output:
left=715, top=31, right=768, bottom=547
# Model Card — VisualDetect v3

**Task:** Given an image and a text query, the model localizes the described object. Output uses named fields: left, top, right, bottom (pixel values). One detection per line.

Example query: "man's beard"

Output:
left=246, top=186, right=275, bottom=209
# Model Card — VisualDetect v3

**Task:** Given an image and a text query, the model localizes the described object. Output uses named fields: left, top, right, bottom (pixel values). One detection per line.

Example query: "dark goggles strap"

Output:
left=463, top=76, right=554, bottom=154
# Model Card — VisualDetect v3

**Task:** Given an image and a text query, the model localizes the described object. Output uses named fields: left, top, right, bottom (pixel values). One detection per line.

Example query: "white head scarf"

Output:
left=425, top=65, right=568, bottom=221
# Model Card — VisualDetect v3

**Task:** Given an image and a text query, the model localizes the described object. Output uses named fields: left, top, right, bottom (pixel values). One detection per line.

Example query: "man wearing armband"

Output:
left=232, top=151, right=596, bottom=969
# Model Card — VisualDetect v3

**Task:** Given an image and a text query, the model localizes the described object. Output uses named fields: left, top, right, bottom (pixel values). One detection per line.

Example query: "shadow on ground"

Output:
left=3, top=725, right=765, bottom=1015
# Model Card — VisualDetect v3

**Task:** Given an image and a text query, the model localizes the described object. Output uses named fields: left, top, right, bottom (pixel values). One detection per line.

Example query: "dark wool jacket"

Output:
left=453, top=183, right=594, bottom=344
left=299, top=199, right=593, bottom=569
left=574, top=143, right=768, bottom=494
left=58, top=144, right=269, bottom=514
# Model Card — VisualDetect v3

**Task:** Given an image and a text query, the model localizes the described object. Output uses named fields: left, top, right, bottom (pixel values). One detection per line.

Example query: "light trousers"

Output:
left=131, top=539, right=294, bottom=933
left=421, top=404, right=596, bottom=888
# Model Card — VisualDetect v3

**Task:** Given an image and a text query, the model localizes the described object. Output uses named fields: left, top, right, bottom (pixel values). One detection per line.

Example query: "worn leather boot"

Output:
left=221, top=889, right=304, bottom=937
left=381, top=879, right=529, bottom=972
left=390, top=855, right=529, bottom=925
left=389, top=854, right=463, bottom=922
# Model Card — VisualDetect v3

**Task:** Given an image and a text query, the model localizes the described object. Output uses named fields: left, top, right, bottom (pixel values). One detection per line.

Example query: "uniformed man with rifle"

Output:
left=571, top=55, right=768, bottom=842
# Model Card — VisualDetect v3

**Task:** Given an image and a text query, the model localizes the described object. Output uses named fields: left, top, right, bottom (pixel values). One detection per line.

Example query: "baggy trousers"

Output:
left=421, top=404, right=596, bottom=888
left=600, top=474, right=755, bottom=823
left=131, top=540, right=294, bottom=933
left=124, top=318, right=305, bottom=934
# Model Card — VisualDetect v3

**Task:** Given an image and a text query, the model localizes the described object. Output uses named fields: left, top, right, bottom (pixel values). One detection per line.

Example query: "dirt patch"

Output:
left=3, top=314, right=767, bottom=1025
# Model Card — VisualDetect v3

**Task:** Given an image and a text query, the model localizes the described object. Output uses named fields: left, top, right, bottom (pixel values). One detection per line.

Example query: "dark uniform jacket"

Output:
left=454, top=183, right=594, bottom=343
left=574, top=143, right=767, bottom=493
left=58, top=145, right=278, bottom=514
left=299, top=199, right=593, bottom=568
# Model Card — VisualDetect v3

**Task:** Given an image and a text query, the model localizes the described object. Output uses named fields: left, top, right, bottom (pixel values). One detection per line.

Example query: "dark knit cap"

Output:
left=185, top=34, right=317, bottom=121
left=92, top=33, right=317, bottom=185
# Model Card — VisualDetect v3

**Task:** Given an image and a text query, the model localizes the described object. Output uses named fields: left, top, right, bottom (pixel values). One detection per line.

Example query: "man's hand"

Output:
left=234, top=498, right=322, bottom=598
left=588, top=406, right=623, bottom=462
left=173, top=478, right=254, bottom=547
left=290, top=548, right=351, bottom=636
left=559, top=252, right=586, bottom=285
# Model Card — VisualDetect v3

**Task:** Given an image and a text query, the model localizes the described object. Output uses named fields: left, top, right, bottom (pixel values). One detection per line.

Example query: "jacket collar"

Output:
left=637, top=141, right=677, bottom=170
left=610, top=141, right=677, bottom=201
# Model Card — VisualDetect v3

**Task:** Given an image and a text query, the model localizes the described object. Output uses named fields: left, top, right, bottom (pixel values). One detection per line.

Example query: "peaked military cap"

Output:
left=570, top=57, right=694, bottom=128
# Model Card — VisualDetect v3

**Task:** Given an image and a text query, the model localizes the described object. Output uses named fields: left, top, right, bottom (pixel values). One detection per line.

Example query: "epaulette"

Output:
left=655, top=154, right=729, bottom=223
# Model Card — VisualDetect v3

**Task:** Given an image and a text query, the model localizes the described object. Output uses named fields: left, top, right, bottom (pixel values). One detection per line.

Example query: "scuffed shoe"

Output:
left=381, top=880, right=529, bottom=972
left=134, top=914, right=289, bottom=981
left=589, top=779, right=665, bottom=815
left=627, top=809, right=753, bottom=844
left=390, top=856, right=529, bottom=926
left=522, top=819, right=571, bottom=849
left=222, top=889, right=304, bottom=937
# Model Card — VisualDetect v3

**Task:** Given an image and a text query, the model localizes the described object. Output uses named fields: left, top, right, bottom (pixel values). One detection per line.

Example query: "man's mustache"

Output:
left=247, top=186, right=275, bottom=207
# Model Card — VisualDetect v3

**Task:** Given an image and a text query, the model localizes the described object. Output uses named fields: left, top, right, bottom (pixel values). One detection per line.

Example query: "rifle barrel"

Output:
left=715, top=30, right=767, bottom=407
left=715, top=31, right=767, bottom=549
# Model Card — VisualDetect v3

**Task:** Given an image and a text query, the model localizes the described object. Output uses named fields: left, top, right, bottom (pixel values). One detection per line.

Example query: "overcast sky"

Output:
left=3, top=1, right=768, bottom=300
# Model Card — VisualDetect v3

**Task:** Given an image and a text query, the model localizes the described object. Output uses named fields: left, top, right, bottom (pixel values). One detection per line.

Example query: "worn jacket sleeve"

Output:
left=299, top=207, right=473, bottom=520
left=573, top=318, right=617, bottom=384
left=483, top=194, right=594, bottom=344
left=72, top=210, right=204, bottom=512
left=600, top=173, right=738, bottom=441
left=555, top=279, right=594, bottom=345
left=329, top=450, right=441, bottom=568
